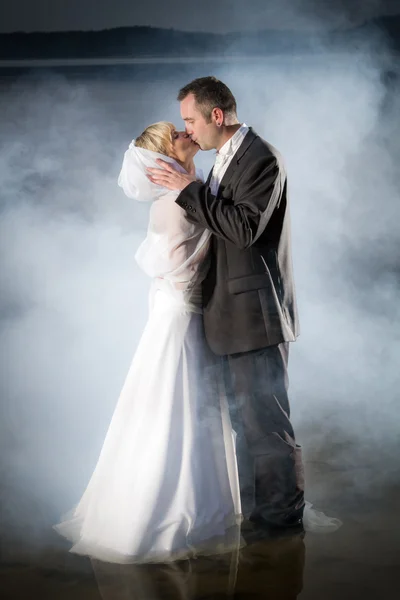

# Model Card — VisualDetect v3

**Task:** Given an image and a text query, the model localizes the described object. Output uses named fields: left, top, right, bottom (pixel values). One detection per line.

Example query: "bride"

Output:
left=53, top=122, right=243, bottom=564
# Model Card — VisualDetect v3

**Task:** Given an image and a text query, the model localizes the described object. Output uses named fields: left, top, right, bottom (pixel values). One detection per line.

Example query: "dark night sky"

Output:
left=0, top=0, right=399, bottom=33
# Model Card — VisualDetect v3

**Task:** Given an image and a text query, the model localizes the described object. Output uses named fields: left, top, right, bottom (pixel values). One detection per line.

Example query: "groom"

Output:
left=147, top=76, right=304, bottom=534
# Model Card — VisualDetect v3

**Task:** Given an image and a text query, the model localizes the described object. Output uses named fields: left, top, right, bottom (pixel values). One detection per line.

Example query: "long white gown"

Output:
left=54, top=145, right=243, bottom=564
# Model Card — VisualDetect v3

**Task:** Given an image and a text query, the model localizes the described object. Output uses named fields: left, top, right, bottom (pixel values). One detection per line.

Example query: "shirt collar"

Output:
left=216, top=123, right=248, bottom=158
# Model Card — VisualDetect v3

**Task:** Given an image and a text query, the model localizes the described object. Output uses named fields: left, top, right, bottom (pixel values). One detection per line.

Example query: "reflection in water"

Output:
left=92, top=533, right=305, bottom=599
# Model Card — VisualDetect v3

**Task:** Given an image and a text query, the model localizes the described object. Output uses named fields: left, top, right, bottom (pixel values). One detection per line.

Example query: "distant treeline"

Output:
left=1, top=17, right=399, bottom=60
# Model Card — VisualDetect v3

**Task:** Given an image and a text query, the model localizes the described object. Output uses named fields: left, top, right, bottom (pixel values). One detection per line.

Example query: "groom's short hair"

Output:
left=177, top=76, right=237, bottom=123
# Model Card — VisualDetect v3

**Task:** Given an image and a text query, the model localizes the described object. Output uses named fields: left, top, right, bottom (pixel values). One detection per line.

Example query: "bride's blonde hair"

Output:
left=135, top=121, right=175, bottom=156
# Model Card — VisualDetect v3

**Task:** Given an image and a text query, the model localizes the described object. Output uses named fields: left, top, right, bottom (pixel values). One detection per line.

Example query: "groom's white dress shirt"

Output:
left=209, top=123, right=249, bottom=197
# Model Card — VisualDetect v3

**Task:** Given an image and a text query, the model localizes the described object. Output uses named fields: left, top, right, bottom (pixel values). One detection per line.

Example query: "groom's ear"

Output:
left=211, top=107, right=224, bottom=125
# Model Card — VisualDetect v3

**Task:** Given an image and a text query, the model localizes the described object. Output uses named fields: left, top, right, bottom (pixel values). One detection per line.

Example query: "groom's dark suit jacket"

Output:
left=175, top=128, right=300, bottom=356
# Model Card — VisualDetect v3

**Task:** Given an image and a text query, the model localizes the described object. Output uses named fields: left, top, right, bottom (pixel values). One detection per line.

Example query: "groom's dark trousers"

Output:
left=216, top=343, right=304, bottom=523
left=176, top=128, right=305, bottom=525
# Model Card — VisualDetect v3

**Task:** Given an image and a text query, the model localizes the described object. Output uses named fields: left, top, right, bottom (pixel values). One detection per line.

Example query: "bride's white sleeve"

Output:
left=135, top=192, right=211, bottom=287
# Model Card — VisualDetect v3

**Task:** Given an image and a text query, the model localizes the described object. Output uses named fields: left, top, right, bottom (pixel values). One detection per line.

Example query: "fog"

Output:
left=0, top=23, right=399, bottom=552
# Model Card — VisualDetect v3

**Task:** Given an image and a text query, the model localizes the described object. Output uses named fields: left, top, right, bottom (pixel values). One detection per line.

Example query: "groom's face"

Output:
left=180, top=94, right=218, bottom=151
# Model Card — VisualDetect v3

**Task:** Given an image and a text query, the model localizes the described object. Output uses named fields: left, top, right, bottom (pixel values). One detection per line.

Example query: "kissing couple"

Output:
left=54, top=76, right=341, bottom=563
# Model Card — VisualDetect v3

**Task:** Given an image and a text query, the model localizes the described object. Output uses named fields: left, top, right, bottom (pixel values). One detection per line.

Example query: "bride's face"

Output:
left=170, top=129, right=199, bottom=163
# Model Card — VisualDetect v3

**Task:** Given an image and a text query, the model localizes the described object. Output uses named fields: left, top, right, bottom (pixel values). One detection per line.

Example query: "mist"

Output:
left=0, top=13, right=399, bottom=555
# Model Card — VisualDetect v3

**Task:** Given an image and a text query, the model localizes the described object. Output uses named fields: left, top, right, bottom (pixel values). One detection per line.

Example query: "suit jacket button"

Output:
left=192, top=208, right=196, bottom=213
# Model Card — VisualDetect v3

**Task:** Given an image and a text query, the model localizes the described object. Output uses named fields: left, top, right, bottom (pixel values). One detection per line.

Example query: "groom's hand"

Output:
left=147, top=159, right=196, bottom=191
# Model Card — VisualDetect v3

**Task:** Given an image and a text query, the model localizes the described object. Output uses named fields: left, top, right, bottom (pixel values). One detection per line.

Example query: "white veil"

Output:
left=118, top=143, right=200, bottom=202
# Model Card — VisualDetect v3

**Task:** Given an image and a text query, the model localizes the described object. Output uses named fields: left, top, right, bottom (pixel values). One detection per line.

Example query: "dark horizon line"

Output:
left=2, top=14, right=400, bottom=37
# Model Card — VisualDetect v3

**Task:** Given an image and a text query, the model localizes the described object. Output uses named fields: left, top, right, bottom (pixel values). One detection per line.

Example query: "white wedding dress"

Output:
left=54, top=145, right=243, bottom=564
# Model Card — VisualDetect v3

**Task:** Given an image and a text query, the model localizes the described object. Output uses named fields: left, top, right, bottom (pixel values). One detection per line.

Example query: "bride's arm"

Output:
left=135, top=193, right=210, bottom=286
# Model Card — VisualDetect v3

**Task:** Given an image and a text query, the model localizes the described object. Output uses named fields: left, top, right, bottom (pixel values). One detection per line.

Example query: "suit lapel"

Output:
left=205, top=167, right=213, bottom=188
left=216, top=128, right=258, bottom=198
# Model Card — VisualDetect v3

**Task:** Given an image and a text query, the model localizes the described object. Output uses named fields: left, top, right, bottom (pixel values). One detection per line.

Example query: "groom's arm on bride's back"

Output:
left=175, top=155, right=282, bottom=250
